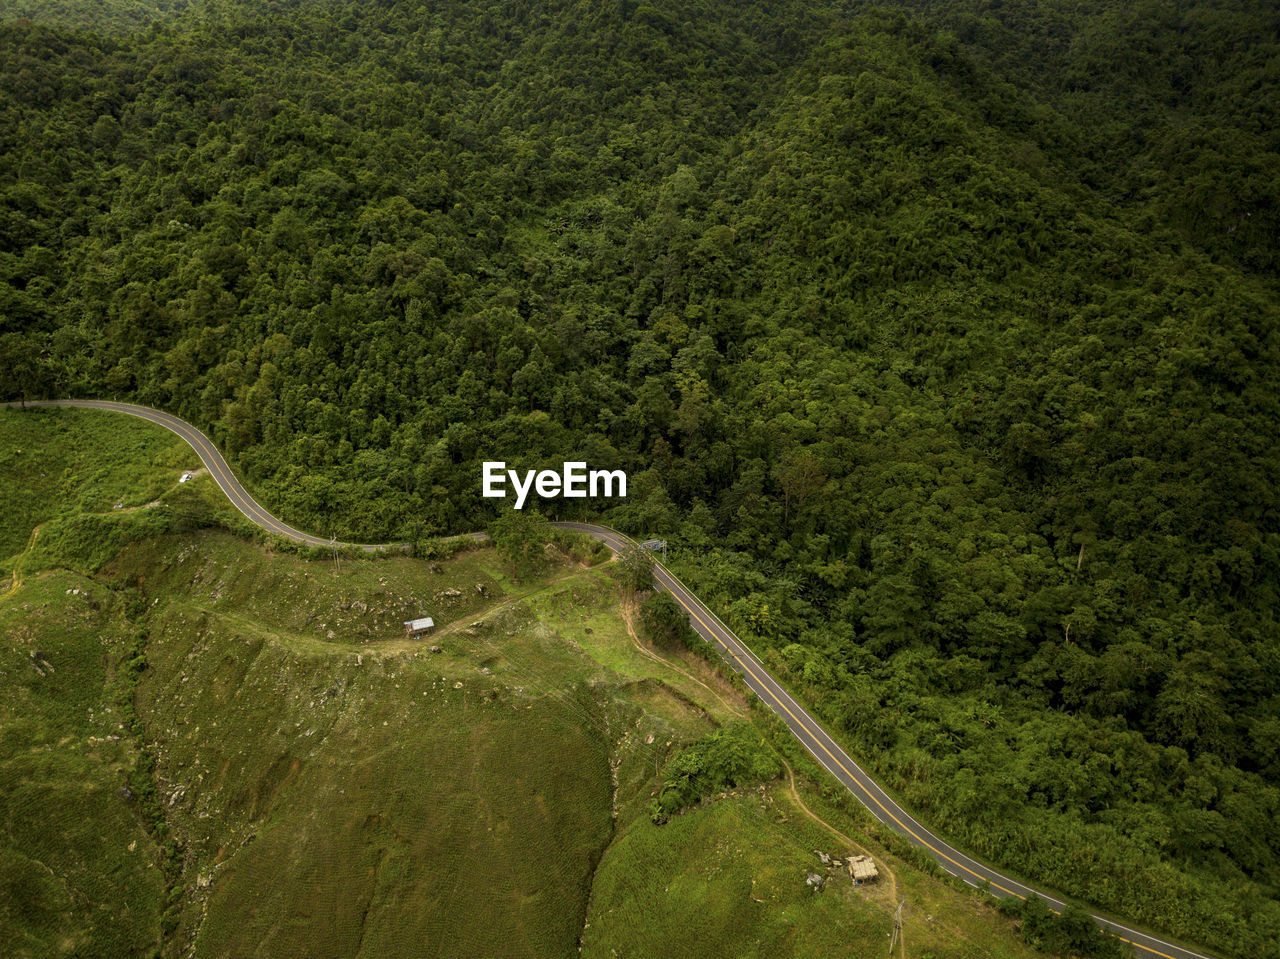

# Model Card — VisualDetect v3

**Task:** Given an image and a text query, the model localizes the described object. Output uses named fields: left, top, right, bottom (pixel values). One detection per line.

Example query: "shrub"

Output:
left=613, top=545, right=655, bottom=591
left=651, top=721, right=781, bottom=823
left=639, top=590, right=698, bottom=650
left=999, top=896, right=1128, bottom=959
left=489, top=511, right=553, bottom=580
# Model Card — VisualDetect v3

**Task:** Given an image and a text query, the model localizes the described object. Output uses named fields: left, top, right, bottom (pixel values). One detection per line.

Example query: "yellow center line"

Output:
left=656, top=575, right=1022, bottom=891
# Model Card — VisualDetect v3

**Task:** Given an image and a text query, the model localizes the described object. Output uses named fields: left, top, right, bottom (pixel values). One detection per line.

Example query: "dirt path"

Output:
left=616, top=595, right=906, bottom=956
left=780, top=760, right=906, bottom=957
left=619, top=595, right=749, bottom=720
left=371, top=567, right=590, bottom=657
left=169, top=566, right=595, bottom=663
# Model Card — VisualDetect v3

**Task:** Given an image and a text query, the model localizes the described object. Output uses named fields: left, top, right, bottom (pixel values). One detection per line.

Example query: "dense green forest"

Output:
left=0, top=0, right=193, bottom=33
left=2, top=0, right=1278, bottom=955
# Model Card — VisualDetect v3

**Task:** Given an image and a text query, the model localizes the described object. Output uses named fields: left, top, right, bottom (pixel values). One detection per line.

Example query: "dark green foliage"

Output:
left=114, top=616, right=187, bottom=945
left=998, top=896, right=1128, bottom=959
left=651, top=721, right=781, bottom=823
left=552, top=527, right=611, bottom=566
left=639, top=590, right=698, bottom=651
left=1, top=1, right=1278, bottom=955
left=615, top=544, right=655, bottom=593
left=409, top=535, right=473, bottom=561
left=868, top=0, right=1280, bottom=276
left=489, top=510, right=553, bottom=581
left=0, top=332, right=44, bottom=404
left=0, top=0, right=192, bottom=33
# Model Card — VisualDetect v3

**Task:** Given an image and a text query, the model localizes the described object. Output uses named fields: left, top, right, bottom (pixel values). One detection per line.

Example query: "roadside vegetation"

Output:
left=0, top=407, right=192, bottom=561
left=649, top=721, right=781, bottom=824
left=998, top=898, right=1127, bottom=959
left=0, top=408, right=1064, bottom=959
left=3, top=1, right=1277, bottom=955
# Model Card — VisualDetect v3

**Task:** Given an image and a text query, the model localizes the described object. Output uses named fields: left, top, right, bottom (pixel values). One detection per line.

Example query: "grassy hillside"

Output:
left=126, top=533, right=616, bottom=958
left=0, top=406, right=193, bottom=560
left=0, top=565, right=165, bottom=958
left=0, top=407, right=1063, bottom=958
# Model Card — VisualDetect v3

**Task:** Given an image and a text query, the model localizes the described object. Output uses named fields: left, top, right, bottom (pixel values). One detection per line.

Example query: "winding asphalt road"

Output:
left=13, top=399, right=398, bottom=551
left=8, top=399, right=1218, bottom=959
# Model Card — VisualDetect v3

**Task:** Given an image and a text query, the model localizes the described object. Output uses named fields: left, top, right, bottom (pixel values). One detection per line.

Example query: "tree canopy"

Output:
left=2, top=1, right=1277, bottom=954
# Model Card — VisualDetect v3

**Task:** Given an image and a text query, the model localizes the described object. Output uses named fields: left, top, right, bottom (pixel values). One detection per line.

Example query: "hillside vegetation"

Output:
left=2, top=1, right=1277, bottom=955
left=0, top=407, right=1062, bottom=959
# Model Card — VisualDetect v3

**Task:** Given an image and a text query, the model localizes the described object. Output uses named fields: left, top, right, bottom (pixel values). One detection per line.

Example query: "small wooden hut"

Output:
left=847, top=855, right=879, bottom=883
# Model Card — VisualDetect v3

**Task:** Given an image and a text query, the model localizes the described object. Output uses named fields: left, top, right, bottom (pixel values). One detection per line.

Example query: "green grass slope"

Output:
left=0, top=407, right=192, bottom=561
left=0, top=407, right=1062, bottom=959
left=114, top=532, right=618, bottom=959
left=1, top=566, right=165, bottom=958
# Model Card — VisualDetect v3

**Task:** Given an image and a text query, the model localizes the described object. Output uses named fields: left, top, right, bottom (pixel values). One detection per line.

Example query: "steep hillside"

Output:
left=873, top=0, right=1280, bottom=276
left=0, top=407, right=1060, bottom=959
left=663, top=27, right=1280, bottom=953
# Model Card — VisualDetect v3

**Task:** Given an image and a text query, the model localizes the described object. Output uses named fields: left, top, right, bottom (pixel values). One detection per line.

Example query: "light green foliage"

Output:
left=0, top=570, right=165, bottom=958
left=112, top=531, right=506, bottom=647
left=490, top=509, right=554, bottom=581
left=138, top=579, right=615, bottom=958
left=0, top=408, right=192, bottom=559
left=585, top=787, right=1047, bottom=959
left=0, top=0, right=193, bottom=32
left=550, top=527, right=611, bottom=567
left=586, top=796, right=886, bottom=959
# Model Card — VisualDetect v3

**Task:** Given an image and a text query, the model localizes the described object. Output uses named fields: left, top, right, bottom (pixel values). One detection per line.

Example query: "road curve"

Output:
left=11, top=399, right=400, bottom=551
left=8, top=400, right=1218, bottom=959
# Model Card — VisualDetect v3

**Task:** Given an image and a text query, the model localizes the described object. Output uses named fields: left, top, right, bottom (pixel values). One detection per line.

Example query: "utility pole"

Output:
left=331, top=536, right=340, bottom=576
left=639, top=539, right=668, bottom=564
left=888, top=899, right=905, bottom=957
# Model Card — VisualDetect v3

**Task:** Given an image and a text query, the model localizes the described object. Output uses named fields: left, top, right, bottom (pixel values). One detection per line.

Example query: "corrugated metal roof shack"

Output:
left=404, top=617, right=435, bottom=637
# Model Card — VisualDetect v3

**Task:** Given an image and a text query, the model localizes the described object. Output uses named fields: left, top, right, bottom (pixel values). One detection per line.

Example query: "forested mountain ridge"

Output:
left=877, top=0, right=1280, bottom=277
left=0, top=0, right=196, bottom=33
left=2, top=0, right=1278, bottom=955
